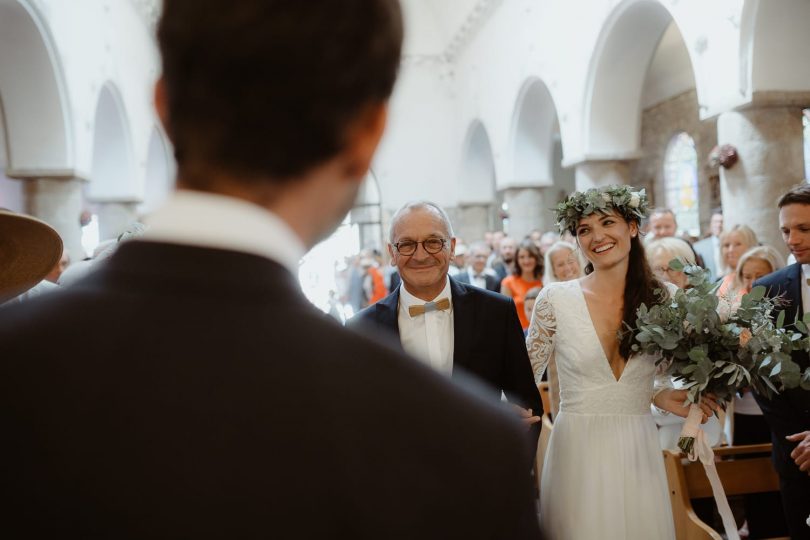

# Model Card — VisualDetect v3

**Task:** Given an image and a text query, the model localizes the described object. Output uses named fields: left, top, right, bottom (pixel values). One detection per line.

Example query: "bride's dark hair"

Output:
left=579, top=219, right=666, bottom=360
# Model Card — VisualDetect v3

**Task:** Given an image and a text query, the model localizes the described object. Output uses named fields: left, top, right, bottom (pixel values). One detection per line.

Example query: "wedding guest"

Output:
left=648, top=208, right=678, bottom=240
left=501, top=240, right=543, bottom=331
left=523, top=286, right=542, bottom=336
left=693, top=208, right=724, bottom=280
left=44, top=248, right=70, bottom=283
left=734, top=245, right=784, bottom=294
left=0, top=2, right=541, bottom=537
left=454, top=241, right=500, bottom=292
left=538, top=231, right=559, bottom=255
left=492, top=235, right=517, bottom=281
left=646, top=236, right=696, bottom=289
left=348, top=201, right=543, bottom=458
left=717, top=224, right=759, bottom=296
left=542, top=241, right=583, bottom=285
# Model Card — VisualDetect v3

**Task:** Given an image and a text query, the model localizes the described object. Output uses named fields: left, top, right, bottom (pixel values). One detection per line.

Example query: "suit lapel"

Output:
left=374, top=288, right=402, bottom=345
left=450, top=277, right=474, bottom=372
left=785, top=263, right=804, bottom=324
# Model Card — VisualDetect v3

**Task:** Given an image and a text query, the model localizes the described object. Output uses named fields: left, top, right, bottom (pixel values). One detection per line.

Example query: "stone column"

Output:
left=23, top=177, right=85, bottom=263
left=575, top=161, right=631, bottom=191
left=500, top=187, right=550, bottom=239
left=451, top=203, right=493, bottom=244
left=94, top=200, right=140, bottom=241
left=717, top=106, right=804, bottom=257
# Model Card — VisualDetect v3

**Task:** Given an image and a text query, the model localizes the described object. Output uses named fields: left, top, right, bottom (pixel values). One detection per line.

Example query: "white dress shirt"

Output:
left=466, top=267, right=488, bottom=289
left=143, top=190, right=306, bottom=274
left=397, top=278, right=455, bottom=375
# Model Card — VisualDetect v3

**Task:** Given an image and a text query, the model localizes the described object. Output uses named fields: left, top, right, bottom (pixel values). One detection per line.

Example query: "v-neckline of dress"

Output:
left=574, top=279, right=631, bottom=383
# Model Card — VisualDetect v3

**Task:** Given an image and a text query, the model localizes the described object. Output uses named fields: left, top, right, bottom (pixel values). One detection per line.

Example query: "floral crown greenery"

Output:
left=554, top=185, right=649, bottom=234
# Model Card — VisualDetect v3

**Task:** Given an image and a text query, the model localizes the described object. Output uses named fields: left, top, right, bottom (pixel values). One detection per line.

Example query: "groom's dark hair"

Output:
left=778, top=184, right=810, bottom=208
left=157, top=0, right=403, bottom=186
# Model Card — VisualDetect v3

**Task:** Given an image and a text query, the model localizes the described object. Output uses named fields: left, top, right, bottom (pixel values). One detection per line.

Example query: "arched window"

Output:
left=663, top=132, right=699, bottom=237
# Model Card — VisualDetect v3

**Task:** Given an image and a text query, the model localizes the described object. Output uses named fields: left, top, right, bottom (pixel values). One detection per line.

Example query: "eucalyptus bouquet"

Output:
left=629, top=260, right=810, bottom=454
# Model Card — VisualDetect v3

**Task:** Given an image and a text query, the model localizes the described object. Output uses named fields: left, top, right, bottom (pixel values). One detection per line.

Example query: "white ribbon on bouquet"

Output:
left=681, top=404, right=740, bottom=540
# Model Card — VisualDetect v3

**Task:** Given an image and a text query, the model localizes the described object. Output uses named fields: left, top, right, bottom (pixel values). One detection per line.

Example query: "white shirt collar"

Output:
left=802, top=264, right=810, bottom=282
left=399, top=277, right=452, bottom=318
left=143, top=190, right=306, bottom=274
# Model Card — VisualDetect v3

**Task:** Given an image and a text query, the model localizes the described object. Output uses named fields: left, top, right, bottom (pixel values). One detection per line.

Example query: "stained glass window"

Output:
left=663, top=132, right=700, bottom=237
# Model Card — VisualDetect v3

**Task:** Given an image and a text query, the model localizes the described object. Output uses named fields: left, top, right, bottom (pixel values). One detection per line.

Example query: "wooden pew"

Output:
left=663, top=443, right=788, bottom=540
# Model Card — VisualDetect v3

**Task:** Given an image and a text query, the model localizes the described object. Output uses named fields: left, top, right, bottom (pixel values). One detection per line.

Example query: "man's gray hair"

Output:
left=388, top=201, right=455, bottom=242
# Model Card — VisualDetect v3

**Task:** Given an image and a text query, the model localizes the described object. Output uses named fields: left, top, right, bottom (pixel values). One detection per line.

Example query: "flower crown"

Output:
left=555, top=185, right=649, bottom=234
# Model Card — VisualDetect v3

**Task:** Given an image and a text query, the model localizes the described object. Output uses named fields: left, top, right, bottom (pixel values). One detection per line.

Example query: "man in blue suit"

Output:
left=754, top=184, right=810, bottom=539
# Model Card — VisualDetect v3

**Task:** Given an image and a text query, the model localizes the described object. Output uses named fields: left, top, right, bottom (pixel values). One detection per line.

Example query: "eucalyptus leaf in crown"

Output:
left=554, top=185, right=649, bottom=234
left=628, top=260, right=810, bottom=453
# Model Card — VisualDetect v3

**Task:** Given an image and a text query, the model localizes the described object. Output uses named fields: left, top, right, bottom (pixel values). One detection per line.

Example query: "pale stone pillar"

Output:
left=501, top=187, right=549, bottom=240
left=23, top=177, right=85, bottom=263
left=95, top=200, right=140, bottom=241
left=717, top=106, right=804, bottom=258
left=575, top=161, right=631, bottom=191
left=451, top=203, right=493, bottom=244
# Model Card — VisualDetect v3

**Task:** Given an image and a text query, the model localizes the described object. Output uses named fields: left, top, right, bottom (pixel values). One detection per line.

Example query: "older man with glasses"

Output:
left=349, top=201, right=543, bottom=457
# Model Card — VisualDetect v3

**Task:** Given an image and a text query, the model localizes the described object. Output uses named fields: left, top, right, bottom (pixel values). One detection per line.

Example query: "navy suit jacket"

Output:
left=348, top=276, right=543, bottom=455
left=753, top=263, right=810, bottom=476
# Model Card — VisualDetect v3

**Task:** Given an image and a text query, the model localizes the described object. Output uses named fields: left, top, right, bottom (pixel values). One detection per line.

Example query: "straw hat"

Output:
left=0, top=210, right=63, bottom=303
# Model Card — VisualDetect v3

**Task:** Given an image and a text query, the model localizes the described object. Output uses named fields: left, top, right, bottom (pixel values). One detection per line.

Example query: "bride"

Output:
left=527, top=186, right=717, bottom=540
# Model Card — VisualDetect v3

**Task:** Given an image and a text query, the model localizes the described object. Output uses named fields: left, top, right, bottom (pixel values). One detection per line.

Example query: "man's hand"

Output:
left=512, top=405, right=542, bottom=430
left=654, top=389, right=719, bottom=423
left=787, top=431, right=810, bottom=475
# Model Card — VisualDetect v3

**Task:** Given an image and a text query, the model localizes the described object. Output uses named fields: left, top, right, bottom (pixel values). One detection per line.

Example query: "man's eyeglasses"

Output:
left=392, top=238, right=447, bottom=256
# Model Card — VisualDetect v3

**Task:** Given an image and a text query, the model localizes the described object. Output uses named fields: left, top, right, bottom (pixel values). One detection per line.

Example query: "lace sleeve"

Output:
left=526, top=287, right=556, bottom=384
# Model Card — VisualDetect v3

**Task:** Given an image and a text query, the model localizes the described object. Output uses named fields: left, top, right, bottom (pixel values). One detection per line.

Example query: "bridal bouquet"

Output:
left=629, top=261, right=810, bottom=454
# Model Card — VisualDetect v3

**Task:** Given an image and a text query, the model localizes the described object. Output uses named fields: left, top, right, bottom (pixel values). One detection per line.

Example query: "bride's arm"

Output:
left=526, top=287, right=556, bottom=384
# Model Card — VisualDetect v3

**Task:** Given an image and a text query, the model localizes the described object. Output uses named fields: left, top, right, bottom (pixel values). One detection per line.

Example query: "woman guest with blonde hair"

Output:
left=733, top=245, right=785, bottom=294
left=501, top=240, right=543, bottom=331
left=717, top=224, right=758, bottom=295
left=645, top=237, right=696, bottom=289
left=542, top=241, right=583, bottom=285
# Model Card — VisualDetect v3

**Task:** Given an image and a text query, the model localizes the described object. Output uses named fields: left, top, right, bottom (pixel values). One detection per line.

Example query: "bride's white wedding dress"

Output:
left=527, top=279, right=676, bottom=540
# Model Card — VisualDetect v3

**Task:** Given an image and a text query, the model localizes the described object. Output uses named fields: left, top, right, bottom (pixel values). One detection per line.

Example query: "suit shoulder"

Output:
left=754, top=264, right=799, bottom=289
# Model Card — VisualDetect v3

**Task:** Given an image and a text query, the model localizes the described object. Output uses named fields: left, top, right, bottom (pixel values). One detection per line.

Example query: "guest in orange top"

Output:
left=501, top=240, right=543, bottom=330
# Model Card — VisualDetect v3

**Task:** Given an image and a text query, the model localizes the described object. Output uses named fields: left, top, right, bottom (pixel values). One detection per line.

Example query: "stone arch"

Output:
left=140, top=125, right=174, bottom=214
left=459, top=120, right=496, bottom=204
left=0, top=0, right=71, bottom=174
left=582, top=0, right=699, bottom=158
left=740, top=0, right=810, bottom=96
left=509, top=78, right=558, bottom=187
left=88, top=82, right=135, bottom=201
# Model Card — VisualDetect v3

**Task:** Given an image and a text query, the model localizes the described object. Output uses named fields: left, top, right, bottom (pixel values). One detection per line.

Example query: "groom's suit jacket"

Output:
left=0, top=241, right=541, bottom=539
left=348, top=276, right=543, bottom=454
left=752, top=263, right=810, bottom=539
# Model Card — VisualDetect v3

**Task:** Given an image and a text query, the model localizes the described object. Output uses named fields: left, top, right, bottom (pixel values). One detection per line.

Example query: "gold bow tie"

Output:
left=408, top=297, right=451, bottom=317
